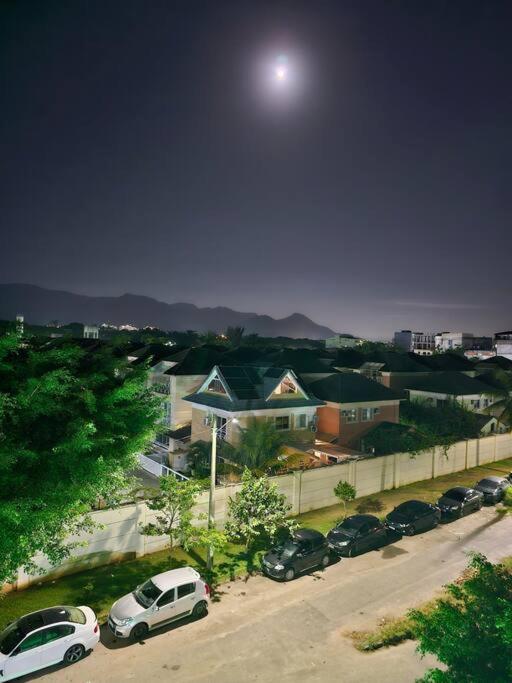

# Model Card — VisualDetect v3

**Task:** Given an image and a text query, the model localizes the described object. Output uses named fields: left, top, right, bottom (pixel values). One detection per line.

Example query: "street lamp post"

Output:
left=206, top=417, right=218, bottom=571
left=206, top=414, right=238, bottom=572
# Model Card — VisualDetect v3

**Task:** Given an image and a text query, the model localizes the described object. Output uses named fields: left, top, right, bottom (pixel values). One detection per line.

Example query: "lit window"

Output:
left=207, top=378, right=226, bottom=394
left=360, top=408, right=374, bottom=422
left=275, top=377, right=298, bottom=394
left=342, top=409, right=358, bottom=423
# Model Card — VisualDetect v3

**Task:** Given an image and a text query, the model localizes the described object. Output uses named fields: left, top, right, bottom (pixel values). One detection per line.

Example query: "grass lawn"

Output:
left=2, top=455, right=512, bottom=631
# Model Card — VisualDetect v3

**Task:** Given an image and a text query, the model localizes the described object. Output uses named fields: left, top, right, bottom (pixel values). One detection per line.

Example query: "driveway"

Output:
left=24, top=507, right=512, bottom=683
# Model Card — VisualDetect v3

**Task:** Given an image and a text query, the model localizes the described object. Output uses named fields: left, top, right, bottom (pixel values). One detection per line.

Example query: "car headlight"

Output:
left=336, top=540, right=350, bottom=546
left=116, top=617, right=135, bottom=626
left=450, top=505, right=459, bottom=511
left=274, top=564, right=285, bottom=571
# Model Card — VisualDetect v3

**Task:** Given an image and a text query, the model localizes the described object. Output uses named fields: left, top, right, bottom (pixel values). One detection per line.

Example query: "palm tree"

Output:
left=483, top=370, right=512, bottom=427
left=233, top=419, right=285, bottom=471
left=188, top=440, right=212, bottom=478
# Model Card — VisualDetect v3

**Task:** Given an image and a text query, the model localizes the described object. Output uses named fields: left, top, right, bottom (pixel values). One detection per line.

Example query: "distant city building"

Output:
left=118, top=324, right=139, bottom=331
left=325, top=334, right=364, bottom=349
left=394, top=330, right=435, bottom=355
left=83, top=324, right=99, bottom=339
left=436, top=332, right=492, bottom=352
left=495, top=331, right=512, bottom=360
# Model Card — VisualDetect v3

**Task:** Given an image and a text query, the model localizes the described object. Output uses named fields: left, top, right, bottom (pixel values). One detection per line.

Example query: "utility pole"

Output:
left=206, top=416, right=218, bottom=572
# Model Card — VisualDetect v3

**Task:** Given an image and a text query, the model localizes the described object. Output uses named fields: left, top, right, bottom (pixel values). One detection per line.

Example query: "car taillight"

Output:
left=204, top=583, right=211, bottom=597
left=94, top=623, right=99, bottom=634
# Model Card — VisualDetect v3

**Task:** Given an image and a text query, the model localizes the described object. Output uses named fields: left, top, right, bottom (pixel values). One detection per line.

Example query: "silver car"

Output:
left=108, top=567, right=210, bottom=640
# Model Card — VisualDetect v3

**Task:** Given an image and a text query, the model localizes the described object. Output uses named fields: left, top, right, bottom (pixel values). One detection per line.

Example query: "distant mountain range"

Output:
left=0, top=284, right=336, bottom=339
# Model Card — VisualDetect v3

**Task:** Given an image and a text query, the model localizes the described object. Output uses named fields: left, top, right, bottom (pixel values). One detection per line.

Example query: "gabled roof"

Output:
left=254, top=348, right=335, bottom=374
left=129, top=343, right=188, bottom=366
left=405, top=371, right=492, bottom=396
left=413, top=352, right=475, bottom=371
left=219, top=347, right=267, bottom=364
left=307, top=373, right=403, bottom=404
left=329, top=349, right=366, bottom=369
left=183, top=366, right=324, bottom=411
left=361, top=351, right=428, bottom=373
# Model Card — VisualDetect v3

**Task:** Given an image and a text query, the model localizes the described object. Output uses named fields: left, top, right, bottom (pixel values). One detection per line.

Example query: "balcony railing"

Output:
left=152, top=382, right=170, bottom=395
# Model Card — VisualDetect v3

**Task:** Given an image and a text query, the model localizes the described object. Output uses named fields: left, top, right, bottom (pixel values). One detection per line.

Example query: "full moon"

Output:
left=275, top=65, right=287, bottom=81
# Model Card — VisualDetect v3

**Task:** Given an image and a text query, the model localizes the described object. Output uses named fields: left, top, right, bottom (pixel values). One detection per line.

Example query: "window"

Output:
left=360, top=408, right=373, bottom=422
left=18, top=631, right=45, bottom=653
left=275, top=416, right=290, bottom=431
left=341, top=409, right=358, bottom=423
left=162, top=401, right=171, bottom=426
left=207, top=378, right=226, bottom=394
left=216, top=416, right=227, bottom=440
left=43, top=625, right=74, bottom=644
left=296, top=414, right=307, bottom=429
left=157, top=589, right=175, bottom=607
left=274, top=377, right=298, bottom=395
left=177, top=583, right=196, bottom=599
left=155, top=432, right=170, bottom=448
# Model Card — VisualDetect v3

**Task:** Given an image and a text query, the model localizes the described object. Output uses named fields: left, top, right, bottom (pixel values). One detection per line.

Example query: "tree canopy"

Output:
left=231, top=419, right=285, bottom=471
left=225, top=469, right=296, bottom=550
left=0, top=335, right=160, bottom=584
left=411, top=553, right=512, bottom=683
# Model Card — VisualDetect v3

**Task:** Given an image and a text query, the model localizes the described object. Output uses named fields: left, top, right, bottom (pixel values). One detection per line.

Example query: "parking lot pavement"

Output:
left=23, top=507, right=512, bottom=683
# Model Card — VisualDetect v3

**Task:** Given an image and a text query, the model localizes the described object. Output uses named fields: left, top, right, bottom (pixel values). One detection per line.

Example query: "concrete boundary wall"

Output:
left=9, top=432, right=512, bottom=592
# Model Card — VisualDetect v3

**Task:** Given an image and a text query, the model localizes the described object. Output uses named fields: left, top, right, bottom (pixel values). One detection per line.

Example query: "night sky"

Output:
left=1, top=0, right=511, bottom=338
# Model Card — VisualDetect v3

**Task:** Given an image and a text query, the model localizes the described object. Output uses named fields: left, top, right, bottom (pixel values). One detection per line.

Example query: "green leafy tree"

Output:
left=0, top=335, right=160, bottom=584
left=334, top=480, right=356, bottom=518
left=225, top=468, right=297, bottom=550
left=233, top=419, right=285, bottom=471
left=188, top=440, right=212, bottom=478
left=140, top=476, right=225, bottom=559
left=411, top=553, right=512, bottom=683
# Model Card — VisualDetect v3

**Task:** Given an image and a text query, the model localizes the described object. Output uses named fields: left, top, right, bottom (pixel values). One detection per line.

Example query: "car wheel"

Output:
left=320, top=554, right=330, bottom=568
left=131, top=622, right=149, bottom=641
left=192, top=600, right=208, bottom=619
left=284, top=568, right=295, bottom=581
left=63, top=644, right=85, bottom=665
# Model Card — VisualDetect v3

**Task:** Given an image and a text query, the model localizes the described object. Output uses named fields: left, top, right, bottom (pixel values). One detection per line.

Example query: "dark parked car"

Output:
left=261, top=529, right=330, bottom=581
left=327, top=514, right=401, bottom=557
left=474, top=476, right=511, bottom=504
left=385, top=500, right=440, bottom=535
left=437, top=486, right=483, bottom=520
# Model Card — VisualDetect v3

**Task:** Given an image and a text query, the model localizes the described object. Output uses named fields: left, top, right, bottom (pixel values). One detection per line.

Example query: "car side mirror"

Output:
left=10, top=648, right=20, bottom=657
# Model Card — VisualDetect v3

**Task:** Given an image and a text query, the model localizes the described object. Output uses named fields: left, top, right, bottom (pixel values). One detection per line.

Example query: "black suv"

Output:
left=474, top=476, right=511, bottom=504
left=437, top=486, right=483, bottom=520
left=261, top=529, right=330, bottom=581
left=385, top=500, right=440, bottom=536
left=327, top=514, right=401, bottom=557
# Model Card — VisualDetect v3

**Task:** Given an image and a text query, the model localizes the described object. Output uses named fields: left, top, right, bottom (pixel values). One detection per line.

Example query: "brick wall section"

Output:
left=317, top=402, right=400, bottom=446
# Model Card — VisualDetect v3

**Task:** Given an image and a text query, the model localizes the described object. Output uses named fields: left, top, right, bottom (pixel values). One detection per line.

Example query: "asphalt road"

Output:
left=23, top=506, right=512, bottom=683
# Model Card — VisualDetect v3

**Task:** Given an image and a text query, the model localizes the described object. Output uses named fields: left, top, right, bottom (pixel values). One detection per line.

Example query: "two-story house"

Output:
left=404, top=371, right=496, bottom=412
left=184, top=365, right=324, bottom=447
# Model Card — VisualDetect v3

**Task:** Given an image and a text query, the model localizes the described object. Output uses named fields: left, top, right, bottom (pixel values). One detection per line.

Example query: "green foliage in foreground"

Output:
left=0, top=335, right=160, bottom=584
left=411, top=553, right=512, bottom=683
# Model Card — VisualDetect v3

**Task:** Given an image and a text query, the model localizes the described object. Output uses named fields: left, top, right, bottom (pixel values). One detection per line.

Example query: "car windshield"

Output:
left=478, top=479, right=499, bottom=488
left=274, top=540, right=298, bottom=559
left=133, top=580, right=162, bottom=608
left=444, top=489, right=466, bottom=502
left=0, top=623, right=24, bottom=655
left=335, top=520, right=360, bottom=537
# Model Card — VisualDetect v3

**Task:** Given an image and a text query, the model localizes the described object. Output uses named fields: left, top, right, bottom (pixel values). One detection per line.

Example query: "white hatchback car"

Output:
left=0, top=605, right=99, bottom=682
left=108, top=567, right=209, bottom=640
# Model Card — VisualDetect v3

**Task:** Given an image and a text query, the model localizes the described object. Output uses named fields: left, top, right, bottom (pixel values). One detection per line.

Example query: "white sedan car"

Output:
left=0, top=605, right=99, bottom=681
